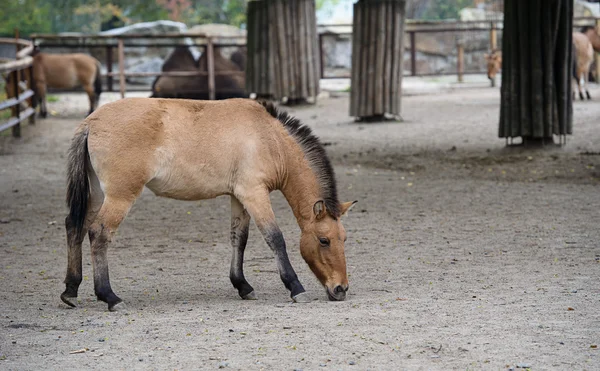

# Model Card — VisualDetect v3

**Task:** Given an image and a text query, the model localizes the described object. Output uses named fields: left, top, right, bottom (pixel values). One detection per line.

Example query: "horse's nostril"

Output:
left=334, top=285, right=344, bottom=294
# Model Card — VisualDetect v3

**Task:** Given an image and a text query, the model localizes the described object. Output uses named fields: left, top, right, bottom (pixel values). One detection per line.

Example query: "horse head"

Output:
left=299, top=200, right=356, bottom=301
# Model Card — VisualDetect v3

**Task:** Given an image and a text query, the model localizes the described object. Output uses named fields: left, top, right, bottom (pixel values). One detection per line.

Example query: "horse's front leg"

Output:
left=229, top=196, right=256, bottom=300
left=238, top=190, right=310, bottom=303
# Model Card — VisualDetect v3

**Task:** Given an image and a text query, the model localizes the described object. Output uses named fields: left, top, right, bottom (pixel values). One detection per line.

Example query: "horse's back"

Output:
left=36, top=53, right=99, bottom=88
left=85, top=98, right=284, bottom=200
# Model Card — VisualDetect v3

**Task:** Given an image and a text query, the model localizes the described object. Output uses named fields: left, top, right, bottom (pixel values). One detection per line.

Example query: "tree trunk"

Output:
left=246, top=0, right=320, bottom=103
left=350, top=0, right=406, bottom=120
left=499, top=0, right=573, bottom=144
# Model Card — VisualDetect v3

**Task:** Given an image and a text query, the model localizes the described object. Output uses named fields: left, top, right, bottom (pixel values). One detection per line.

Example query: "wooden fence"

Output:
left=31, top=33, right=246, bottom=99
left=0, top=34, right=35, bottom=137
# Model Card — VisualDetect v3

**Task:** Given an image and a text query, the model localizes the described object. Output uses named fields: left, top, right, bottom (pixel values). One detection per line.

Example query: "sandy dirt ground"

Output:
left=1, top=81, right=599, bottom=370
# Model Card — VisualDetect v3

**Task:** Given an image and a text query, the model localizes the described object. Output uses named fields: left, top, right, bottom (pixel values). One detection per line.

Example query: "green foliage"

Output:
left=0, top=0, right=343, bottom=36
left=420, top=0, right=473, bottom=20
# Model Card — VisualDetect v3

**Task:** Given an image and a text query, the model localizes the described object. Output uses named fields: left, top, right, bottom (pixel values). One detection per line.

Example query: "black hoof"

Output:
left=108, top=300, right=125, bottom=312
left=579, top=93, right=585, bottom=101
left=586, top=92, right=592, bottom=100
left=60, top=292, right=77, bottom=307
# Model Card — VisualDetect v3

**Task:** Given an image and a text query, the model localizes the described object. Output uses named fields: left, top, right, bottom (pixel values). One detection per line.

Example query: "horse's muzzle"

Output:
left=327, top=285, right=348, bottom=301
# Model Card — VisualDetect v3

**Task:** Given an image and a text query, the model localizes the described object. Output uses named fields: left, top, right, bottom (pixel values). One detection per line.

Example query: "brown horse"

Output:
left=33, top=52, right=102, bottom=117
left=484, top=49, right=502, bottom=87
left=62, top=98, right=356, bottom=311
left=572, top=32, right=594, bottom=100
left=581, top=26, right=600, bottom=52
left=151, top=46, right=246, bottom=100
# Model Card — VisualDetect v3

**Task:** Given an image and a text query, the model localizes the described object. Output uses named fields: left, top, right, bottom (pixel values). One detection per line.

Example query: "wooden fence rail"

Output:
left=0, top=34, right=35, bottom=137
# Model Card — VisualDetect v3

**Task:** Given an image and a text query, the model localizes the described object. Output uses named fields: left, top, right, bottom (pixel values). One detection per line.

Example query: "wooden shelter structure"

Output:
left=246, top=0, right=320, bottom=103
left=349, top=0, right=407, bottom=121
left=499, top=0, right=573, bottom=145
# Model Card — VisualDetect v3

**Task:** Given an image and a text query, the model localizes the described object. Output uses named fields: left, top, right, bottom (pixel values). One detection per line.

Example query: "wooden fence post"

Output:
left=596, top=19, right=600, bottom=85
left=457, top=42, right=464, bottom=83
left=106, top=45, right=113, bottom=92
left=489, top=21, right=497, bottom=50
left=11, top=70, right=21, bottom=138
left=410, top=31, right=416, bottom=76
left=118, top=38, right=125, bottom=99
left=206, top=38, right=216, bottom=100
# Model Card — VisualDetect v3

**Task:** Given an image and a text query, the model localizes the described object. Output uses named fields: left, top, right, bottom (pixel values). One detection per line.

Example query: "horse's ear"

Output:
left=340, top=201, right=357, bottom=216
left=313, top=200, right=326, bottom=220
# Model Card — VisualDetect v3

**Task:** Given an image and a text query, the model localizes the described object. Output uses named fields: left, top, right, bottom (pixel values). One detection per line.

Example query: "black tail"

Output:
left=94, top=63, right=102, bottom=103
left=572, top=44, right=579, bottom=81
left=66, top=128, right=90, bottom=241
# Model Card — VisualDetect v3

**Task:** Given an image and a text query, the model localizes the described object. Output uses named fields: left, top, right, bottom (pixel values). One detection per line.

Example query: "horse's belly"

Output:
left=145, top=170, right=230, bottom=201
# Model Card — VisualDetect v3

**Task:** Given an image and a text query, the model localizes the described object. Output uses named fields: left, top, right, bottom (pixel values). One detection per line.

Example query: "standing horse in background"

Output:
left=62, top=98, right=356, bottom=311
left=572, top=32, right=594, bottom=100
left=581, top=25, right=600, bottom=83
left=484, top=49, right=502, bottom=87
left=33, top=51, right=102, bottom=117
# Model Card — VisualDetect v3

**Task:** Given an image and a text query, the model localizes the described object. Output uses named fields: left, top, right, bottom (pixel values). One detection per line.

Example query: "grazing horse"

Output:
left=33, top=52, right=102, bottom=117
left=572, top=32, right=594, bottom=100
left=62, top=98, right=356, bottom=311
left=151, top=46, right=246, bottom=100
left=484, top=49, right=502, bottom=87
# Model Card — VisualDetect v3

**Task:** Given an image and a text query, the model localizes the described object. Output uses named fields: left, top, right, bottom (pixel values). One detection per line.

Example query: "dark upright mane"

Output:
left=261, top=102, right=341, bottom=218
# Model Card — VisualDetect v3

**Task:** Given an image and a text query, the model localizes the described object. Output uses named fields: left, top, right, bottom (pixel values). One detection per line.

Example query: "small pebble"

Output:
left=218, top=362, right=229, bottom=368
left=571, top=290, right=577, bottom=293
left=12, top=341, right=16, bottom=344
left=293, top=369, right=303, bottom=371
left=319, top=364, right=327, bottom=367
left=98, top=338, right=105, bottom=342
left=349, top=360, right=356, bottom=365
left=138, top=358, right=143, bottom=362
left=516, top=363, right=531, bottom=368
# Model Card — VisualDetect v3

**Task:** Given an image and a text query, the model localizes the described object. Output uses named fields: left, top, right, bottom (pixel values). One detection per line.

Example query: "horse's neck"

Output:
left=280, top=152, right=321, bottom=228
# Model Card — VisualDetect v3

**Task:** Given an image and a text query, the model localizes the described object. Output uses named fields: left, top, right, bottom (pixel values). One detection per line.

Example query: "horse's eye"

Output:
left=319, top=237, right=330, bottom=246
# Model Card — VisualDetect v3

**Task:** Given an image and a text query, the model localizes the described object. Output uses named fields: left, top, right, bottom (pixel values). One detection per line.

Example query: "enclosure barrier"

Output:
left=31, top=33, right=246, bottom=99
left=0, top=34, right=35, bottom=137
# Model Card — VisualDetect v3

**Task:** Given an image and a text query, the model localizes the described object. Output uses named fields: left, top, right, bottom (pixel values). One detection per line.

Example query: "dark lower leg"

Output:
left=586, top=90, right=591, bottom=100
left=90, top=225, right=122, bottom=310
left=230, top=216, right=254, bottom=298
left=263, top=228, right=305, bottom=298
left=61, top=217, right=85, bottom=307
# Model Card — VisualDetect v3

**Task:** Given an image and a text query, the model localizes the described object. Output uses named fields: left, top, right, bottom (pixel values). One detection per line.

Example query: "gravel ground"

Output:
left=1, top=81, right=599, bottom=370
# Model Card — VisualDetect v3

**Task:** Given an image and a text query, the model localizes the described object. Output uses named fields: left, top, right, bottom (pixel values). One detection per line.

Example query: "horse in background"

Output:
left=572, top=32, right=594, bottom=100
left=581, top=25, right=600, bottom=83
left=32, top=49, right=102, bottom=117
left=484, top=49, right=502, bottom=87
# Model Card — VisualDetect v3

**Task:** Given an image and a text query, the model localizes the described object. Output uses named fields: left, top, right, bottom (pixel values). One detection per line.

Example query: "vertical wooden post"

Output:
left=106, top=46, right=113, bottom=92
left=206, top=38, right=216, bottom=100
left=118, top=38, right=125, bottom=99
left=246, top=0, right=320, bottom=102
left=499, top=0, right=572, bottom=143
left=27, top=65, right=35, bottom=125
left=11, top=71, right=21, bottom=138
left=596, top=19, right=600, bottom=84
left=490, top=21, right=497, bottom=50
left=350, top=0, right=406, bottom=120
left=319, top=33, right=324, bottom=79
left=410, top=31, right=416, bottom=76
left=457, top=42, right=464, bottom=83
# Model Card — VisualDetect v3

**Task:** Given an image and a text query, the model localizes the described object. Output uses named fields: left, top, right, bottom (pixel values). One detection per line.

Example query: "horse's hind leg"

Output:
left=88, top=194, right=138, bottom=311
left=36, top=82, right=48, bottom=118
left=61, top=166, right=104, bottom=307
left=229, top=196, right=256, bottom=300
left=584, top=72, right=592, bottom=100
left=84, top=84, right=95, bottom=116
